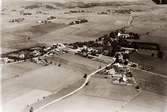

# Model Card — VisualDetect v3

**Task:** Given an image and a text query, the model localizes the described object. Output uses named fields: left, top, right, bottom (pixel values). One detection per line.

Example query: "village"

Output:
left=0, top=43, right=67, bottom=66
left=1, top=0, right=167, bottom=112
left=69, top=28, right=163, bottom=59
left=1, top=27, right=161, bottom=88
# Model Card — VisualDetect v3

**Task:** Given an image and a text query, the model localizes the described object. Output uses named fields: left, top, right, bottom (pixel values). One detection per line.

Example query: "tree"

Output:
left=83, top=74, right=87, bottom=78
left=29, top=107, right=34, bottom=112
left=58, top=63, right=61, bottom=67
left=157, top=51, right=163, bottom=59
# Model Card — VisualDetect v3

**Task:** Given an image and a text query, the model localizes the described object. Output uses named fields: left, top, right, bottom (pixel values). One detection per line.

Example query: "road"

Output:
left=27, top=63, right=166, bottom=112
left=130, top=67, right=167, bottom=79
left=25, top=63, right=113, bottom=112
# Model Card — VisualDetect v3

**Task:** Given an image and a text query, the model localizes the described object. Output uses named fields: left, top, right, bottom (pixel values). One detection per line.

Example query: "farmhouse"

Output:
left=37, top=20, right=52, bottom=24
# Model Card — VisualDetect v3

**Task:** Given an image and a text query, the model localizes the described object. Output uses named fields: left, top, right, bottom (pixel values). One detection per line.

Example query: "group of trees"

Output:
left=70, top=28, right=163, bottom=59
left=152, top=0, right=167, bottom=4
left=69, top=19, right=88, bottom=25
left=69, top=41, right=102, bottom=48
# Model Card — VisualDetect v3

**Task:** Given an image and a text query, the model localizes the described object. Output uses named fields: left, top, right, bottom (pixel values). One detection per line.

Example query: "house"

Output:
left=37, top=20, right=51, bottom=24
left=67, top=48, right=82, bottom=54
left=55, top=43, right=66, bottom=49
left=118, top=32, right=130, bottom=39
left=1, top=57, right=15, bottom=63
left=19, top=53, right=25, bottom=59
left=106, top=68, right=115, bottom=75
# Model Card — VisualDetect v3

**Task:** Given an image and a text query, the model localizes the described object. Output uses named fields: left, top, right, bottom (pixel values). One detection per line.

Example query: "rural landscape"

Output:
left=1, top=0, right=167, bottom=112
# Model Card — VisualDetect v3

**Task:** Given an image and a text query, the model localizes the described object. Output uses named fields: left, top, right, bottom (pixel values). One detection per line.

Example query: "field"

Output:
left=2, top=52, right=106, bottom=112
left=1, top=0, right=167, bottom=112
left=37, top=77, right=167, bottom=112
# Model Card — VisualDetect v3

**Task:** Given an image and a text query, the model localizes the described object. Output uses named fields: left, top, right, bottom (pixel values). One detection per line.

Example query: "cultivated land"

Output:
left=1, top=0, right=167, bottom=112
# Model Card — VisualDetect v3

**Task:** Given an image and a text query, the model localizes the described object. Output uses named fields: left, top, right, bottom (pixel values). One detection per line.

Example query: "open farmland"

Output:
left=1, top=0, right=167, bottom=112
